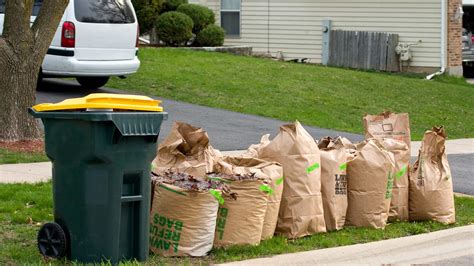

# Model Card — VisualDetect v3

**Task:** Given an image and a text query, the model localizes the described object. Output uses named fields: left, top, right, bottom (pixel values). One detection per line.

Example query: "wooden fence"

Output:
left=327, top=30, right=400, bottom=72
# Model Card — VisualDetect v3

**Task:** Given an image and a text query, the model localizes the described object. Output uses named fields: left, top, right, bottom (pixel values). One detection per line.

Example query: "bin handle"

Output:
left=110, top=113, right=167, bottom=138
left=121, top=195, right=143, bottom=202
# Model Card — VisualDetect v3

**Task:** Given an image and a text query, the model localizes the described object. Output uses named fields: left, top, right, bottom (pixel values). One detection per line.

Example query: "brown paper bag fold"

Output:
left=318, top=137, right=357, bottom=231
left=409, top=126, right=455, bottom=224
left=252, top=121, right=326, bottom=238
left=346, top=139, right=396, bottom=229
left=152, top=122, right=221, bottom=177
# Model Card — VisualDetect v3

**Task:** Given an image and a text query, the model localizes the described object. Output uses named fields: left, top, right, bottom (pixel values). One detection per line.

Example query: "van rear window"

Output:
left=74, top=0, right=135, bottom=24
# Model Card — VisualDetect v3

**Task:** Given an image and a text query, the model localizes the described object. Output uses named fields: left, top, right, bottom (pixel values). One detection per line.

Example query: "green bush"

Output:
left=132, top=0, right=164, bottom=34
left=195, top=24, right=225, bottom=47
left=161, top=0, right=187, bottom=13
left=177, top=4, right=215, bottom=33
left=156, top=11, right=194, bottom=46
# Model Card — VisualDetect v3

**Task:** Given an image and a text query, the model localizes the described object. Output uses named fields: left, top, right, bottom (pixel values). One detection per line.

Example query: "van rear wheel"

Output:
left=76, top=77, right=110, bottom=89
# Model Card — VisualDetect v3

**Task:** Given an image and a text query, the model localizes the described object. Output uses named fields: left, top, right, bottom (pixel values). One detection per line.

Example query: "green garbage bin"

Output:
left=29, top=94, right=167, bottom=264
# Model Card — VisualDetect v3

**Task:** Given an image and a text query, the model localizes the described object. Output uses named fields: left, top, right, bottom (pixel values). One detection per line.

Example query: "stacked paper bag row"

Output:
left=149, top=112, right=456, bottom=257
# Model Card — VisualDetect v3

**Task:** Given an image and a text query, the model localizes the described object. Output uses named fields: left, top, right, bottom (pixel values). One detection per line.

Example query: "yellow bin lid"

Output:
left=33, top=93, right=163, bottom=112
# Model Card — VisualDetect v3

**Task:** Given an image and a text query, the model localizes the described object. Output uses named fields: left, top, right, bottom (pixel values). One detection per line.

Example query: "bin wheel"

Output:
left=37, top=222, right=67, bottom=258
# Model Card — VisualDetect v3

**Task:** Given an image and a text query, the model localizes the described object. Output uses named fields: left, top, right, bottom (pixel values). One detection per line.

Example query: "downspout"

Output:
left=426, top=0, right=447, bottom=80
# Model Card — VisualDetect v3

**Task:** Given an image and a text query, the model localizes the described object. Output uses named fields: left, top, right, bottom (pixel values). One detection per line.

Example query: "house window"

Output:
left=221, top=0, right=240, bottom=37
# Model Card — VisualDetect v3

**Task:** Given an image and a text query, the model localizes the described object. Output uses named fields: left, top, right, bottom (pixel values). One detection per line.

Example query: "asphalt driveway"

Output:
left=36, top=79, right=364, bottom=149
left=36, top=79, right=473, bottom=195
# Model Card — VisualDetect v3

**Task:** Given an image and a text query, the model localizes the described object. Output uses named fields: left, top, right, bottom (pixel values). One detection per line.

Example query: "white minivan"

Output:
left=0, top=0, right=140, bottom=89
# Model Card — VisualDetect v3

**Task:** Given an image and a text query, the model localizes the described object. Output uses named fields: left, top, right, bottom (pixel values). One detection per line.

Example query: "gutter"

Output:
left=426, top=0, right=447, bottom=80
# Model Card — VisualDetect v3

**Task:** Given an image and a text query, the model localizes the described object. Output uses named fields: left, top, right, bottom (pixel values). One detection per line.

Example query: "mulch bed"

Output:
left=0, top=140, right=45, bottom=153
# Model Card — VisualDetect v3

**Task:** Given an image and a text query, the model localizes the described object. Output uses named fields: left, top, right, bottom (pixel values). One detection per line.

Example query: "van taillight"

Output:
left=61, top=21, right=75, bottom=48
left=136, top=24, right=139, bottom=48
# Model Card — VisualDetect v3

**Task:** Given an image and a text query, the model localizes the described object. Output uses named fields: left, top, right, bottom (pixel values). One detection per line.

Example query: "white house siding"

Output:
left=203, top=0, right=442, bottom=68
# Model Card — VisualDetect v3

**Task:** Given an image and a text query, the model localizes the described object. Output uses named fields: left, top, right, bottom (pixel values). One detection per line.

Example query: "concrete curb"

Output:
left=220, top=225, right=474, bottom=265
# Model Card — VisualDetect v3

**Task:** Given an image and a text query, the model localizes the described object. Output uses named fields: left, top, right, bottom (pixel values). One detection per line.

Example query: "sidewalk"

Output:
left=221, top=225, right=474, bottom=265
left=0, top=162, right=51, bottom=183
left=1, top=139, right=472, bottom=184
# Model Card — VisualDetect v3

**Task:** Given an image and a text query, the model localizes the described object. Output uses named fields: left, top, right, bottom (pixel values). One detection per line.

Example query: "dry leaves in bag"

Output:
left=381, top=139, right=410, bottom=221
left=150, top=171, right=231, bottom=257
left=152, top=122, right=221, bottom=178
left=215, top=156, right=284, bottom=240
left=346, top=139, right=396, bottom=229
left=363, top=111, right=411, bottom=149
left=409, top=126, right=455, bottom=224
left=364, top=111, right=411, bottom=222
left=318, top=137, right=357, bottom=231
left=254, top=121, right=326, bottom=238
left=210, top=171, right=269, bottom=247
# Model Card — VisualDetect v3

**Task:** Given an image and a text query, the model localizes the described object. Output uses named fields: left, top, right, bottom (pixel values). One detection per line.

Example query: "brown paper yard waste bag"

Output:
left=318, top=137, right=357, bottom=231
left=152, top=122, right=221, bottom=177
left=346, top=139, right=396, bottom=229
left=216, top=156, right=284, bottom=240
left=248, top=121, right=326, bottom=238
left=209, top=171, right=270, bottom=247
left=363, top=111, right=411, bottom=149
left=409, top=126, right=455, bottom=224
left=243, top=134, right=271, bottom=158
left=381, top=139, right=410, bottom=221
left=364, top=111, right=411, bottom=221
left=150, top=171, right=230, bottom=257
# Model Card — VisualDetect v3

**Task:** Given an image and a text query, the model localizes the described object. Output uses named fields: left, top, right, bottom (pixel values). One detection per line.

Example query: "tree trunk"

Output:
left=0, top=0, right=69, bottom=142
left=0, top=52, right=42, bottom=140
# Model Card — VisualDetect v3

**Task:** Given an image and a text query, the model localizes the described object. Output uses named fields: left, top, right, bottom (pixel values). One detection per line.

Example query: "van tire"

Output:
left=76, top=77, right=110, bottom=89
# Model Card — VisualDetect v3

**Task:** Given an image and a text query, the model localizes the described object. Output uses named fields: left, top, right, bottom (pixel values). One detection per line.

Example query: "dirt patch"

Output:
left=0, top=140, right=44, bottom=153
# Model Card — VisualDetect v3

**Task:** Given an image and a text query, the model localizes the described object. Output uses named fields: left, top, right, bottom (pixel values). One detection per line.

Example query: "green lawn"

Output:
left=1, top=182, right=473, bottom=265
left=0, top=148, right=48, bottom=164
left=108, top=48, right=474, bottom=140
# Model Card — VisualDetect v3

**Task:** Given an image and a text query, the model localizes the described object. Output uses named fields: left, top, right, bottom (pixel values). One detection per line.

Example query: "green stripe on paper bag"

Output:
left=396, top=166, right=408, bottom=180
left=307, top=163, right=320, bottom=173
left=276, top=176, right=284, bottom=185
left=210, top=189, right=225, bottom=205
left=259, top=185, right=274, bottom=195
left=339, top=163, right=347, bottom=171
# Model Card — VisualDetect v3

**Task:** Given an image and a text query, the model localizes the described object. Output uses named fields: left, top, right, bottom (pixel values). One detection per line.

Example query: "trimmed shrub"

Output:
left=156, top=11, right=194, bottom=46
left=161, top=0, right=188, bottom=13
left=195, top=25, right=225, bottom=47
left=132, top=0, right=164, bottom=34
left=177, top=4, right=215, bottom=33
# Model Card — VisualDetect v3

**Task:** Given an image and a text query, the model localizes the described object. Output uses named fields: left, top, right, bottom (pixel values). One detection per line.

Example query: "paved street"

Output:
left=36, top=79, right=473, bottom=195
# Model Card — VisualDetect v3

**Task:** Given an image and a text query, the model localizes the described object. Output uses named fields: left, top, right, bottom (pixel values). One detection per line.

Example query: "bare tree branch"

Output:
left=31, top=0, right=69, bottom=59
